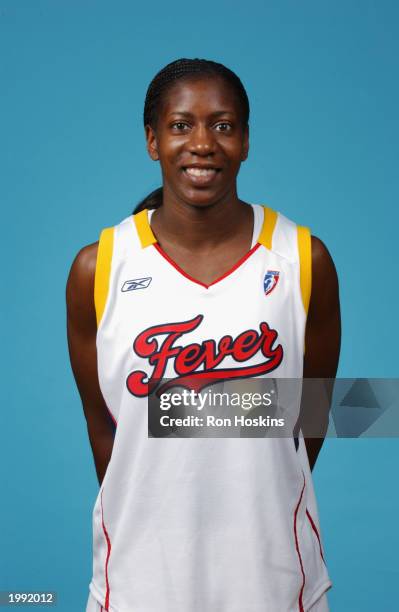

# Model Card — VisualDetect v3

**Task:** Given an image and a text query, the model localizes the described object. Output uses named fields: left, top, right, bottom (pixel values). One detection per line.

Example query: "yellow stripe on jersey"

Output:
left=94, top=227, right=114, bottom=327
left=297, top=225, right=312, bottom=317
left=258, top=206, right=278, bottom=249
left=134, top=209, right=157, bottom=248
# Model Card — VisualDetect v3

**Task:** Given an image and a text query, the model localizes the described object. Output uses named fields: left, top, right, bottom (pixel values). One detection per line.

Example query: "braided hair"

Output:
left=133, top=58, right=250, bottom=214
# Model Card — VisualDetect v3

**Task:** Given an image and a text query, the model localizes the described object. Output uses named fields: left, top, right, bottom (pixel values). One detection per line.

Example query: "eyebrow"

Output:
left=167, top=110, right=235, bottom=119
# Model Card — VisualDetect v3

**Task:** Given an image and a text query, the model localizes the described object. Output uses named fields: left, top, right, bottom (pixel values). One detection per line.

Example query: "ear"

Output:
left=145, top=125, right=159, bottom=161
left=241, top=124, right=249, bottom=161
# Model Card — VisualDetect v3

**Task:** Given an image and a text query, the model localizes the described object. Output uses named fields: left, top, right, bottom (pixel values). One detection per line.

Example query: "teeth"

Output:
left=185, top=167, right=217, bottom=176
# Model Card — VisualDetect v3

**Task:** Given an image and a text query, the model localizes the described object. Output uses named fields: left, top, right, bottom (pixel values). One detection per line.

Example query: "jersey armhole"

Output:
left=297, top=226, right=312, bottom=354
left=94, top=227, right=114, bottom=327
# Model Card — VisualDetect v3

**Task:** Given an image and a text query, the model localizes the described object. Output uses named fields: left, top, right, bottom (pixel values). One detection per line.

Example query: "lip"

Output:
left=182, top=164, right=221, bottom=170
left=181, top=165, right=221, bottom=186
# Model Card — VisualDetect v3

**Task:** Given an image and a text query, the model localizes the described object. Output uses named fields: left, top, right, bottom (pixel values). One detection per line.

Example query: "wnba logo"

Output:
left=263, top=270, right=280, bottom=296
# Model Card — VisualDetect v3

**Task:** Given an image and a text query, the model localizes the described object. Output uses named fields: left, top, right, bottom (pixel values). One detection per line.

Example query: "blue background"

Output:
left=1, top=0, right=398, bottom=609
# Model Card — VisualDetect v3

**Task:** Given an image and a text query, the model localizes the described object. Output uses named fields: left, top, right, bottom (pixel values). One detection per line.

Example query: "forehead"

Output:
left=160, top=76, right=242, bottom=118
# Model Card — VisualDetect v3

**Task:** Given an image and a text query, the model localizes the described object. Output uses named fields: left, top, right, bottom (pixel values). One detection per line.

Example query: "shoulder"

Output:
left=66, top=242, right=99, bottom=329
left=67, top=242, right=98, bottom=294
left=310, top=235, right=338, bottom=285
left=309, top=234, right=340, bottom=322
left=311, top=235, right=333, bottom=263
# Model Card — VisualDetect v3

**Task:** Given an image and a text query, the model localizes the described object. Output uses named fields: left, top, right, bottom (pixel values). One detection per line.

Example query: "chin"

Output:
left=179, top=191, right=222, bottom=209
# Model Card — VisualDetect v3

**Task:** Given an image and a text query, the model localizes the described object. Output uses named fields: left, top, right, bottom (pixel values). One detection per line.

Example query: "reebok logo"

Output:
left=121, top=277, right=152, bottom=292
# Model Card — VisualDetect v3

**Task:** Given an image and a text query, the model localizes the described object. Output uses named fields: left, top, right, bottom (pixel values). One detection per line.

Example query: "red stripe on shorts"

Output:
left=293, top=472, right=306, bottom=612
left=306, top=508, right=326, bottom=563
left=100, top=489, right=112, bottom=611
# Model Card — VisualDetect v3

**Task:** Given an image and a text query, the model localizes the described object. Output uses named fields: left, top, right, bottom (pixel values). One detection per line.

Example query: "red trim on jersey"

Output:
left=294, top=473, right=306, bottom=612
left=153, top=242, right=262, bottom=289
left=306, top=508, right=326, bottom=564
left=100, top=489, right=112, bottom=611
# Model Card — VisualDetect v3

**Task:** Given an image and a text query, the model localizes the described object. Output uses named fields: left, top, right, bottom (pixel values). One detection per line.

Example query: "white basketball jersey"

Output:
left=88, top=203, right=332, bottom=612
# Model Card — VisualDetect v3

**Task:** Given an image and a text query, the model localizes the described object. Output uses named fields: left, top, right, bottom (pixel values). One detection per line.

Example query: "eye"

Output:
left=171, top=121, right=190, bottom=131
left=215, top=122, right=233, bottom=132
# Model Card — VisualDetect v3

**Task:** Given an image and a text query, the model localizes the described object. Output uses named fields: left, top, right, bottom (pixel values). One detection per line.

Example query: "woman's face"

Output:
left=145, top=76, right=249, bottom=208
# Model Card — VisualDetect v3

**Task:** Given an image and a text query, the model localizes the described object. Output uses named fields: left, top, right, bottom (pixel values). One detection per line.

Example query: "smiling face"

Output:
left=145, top=76, right=249, bottom=209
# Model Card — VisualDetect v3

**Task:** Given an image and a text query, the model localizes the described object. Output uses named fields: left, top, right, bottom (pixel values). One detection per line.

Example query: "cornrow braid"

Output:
left=133, top=58, right=250, bottom=214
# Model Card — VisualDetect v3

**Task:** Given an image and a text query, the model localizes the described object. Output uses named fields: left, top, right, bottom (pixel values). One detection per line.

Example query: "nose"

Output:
left=188, top=124, right=215, bottom=156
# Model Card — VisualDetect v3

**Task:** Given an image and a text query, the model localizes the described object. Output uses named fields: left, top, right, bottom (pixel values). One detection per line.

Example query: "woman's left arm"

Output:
left=302, top=235, right=341, bottom=470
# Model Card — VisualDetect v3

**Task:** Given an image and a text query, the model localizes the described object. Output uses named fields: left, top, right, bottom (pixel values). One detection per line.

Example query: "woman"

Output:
left=67, top=58, right=341, bottom=612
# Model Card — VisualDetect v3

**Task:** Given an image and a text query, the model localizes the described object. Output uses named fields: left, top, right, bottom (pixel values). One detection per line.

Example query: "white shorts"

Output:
left=85, top=590, right=329, bottom=611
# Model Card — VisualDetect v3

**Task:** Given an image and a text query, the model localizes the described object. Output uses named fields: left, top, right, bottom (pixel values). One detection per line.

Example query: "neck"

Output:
left=151, top=188, right=251, bottom=251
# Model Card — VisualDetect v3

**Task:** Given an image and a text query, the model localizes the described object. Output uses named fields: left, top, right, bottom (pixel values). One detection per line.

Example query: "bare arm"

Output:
left=66, top=243, right=115, bottom=485
left=302, top=236, right=341, bottom=470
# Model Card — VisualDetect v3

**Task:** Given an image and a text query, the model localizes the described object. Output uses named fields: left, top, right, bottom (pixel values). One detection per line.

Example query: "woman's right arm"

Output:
left=66, top=243, right=115, bottom=485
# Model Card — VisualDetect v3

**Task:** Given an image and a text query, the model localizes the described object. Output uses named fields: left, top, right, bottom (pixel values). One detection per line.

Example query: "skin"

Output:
left=147, top=76, right=254, bottom=286
left=66, top=76, right=341, bottom=484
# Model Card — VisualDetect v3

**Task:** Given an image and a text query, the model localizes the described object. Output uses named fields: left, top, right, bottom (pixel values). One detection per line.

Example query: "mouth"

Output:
left=181, top=166, right=222, bottom=186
